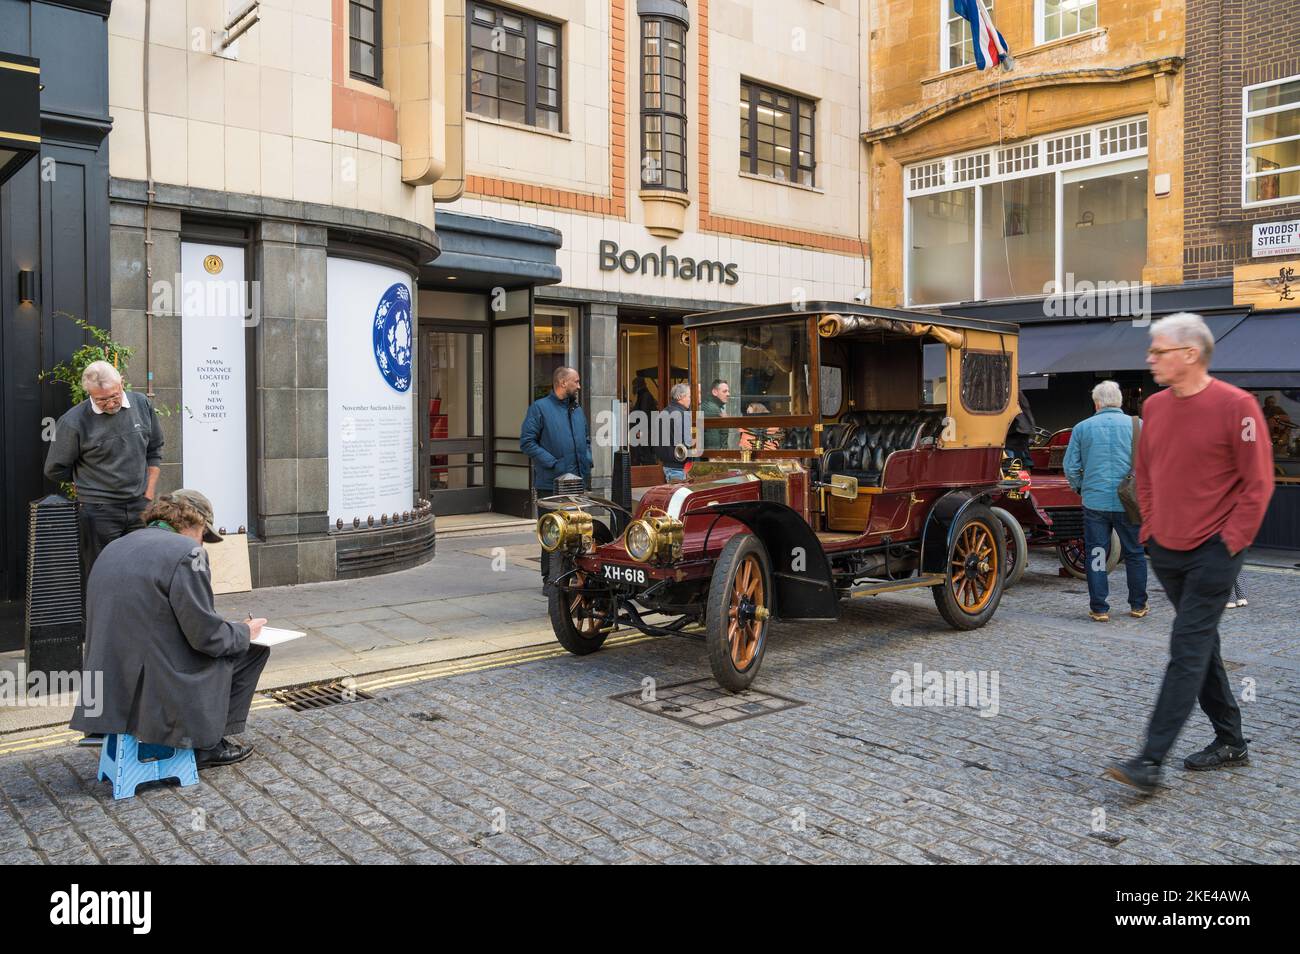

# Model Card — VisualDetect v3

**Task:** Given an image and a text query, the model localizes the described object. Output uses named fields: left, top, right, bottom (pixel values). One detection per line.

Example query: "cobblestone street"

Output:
left=2, top=551, right=1296, bottom=865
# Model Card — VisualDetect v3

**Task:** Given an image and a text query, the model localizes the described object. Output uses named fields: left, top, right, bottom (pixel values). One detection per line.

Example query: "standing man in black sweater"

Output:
left=45, top=360, right=165, bottom=574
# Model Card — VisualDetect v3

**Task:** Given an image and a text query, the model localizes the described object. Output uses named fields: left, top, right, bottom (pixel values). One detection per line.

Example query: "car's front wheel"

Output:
left=706, top=534, right=772, bottom=692
left=548, top=568, right=615, bottom=655
left=933, top=504, right=1006, bottom=630
left=991, top=506, right=1028, bottom=589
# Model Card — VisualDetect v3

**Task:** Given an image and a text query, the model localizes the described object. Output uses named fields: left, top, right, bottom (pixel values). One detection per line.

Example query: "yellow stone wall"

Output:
left=865, top=0, right=1185, bottom=306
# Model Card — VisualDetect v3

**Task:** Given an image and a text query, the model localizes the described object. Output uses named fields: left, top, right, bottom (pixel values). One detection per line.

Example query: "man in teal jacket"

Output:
left=521, top=366, right=592, bottom=591
left=1063, top=379, right=1148, bottom=621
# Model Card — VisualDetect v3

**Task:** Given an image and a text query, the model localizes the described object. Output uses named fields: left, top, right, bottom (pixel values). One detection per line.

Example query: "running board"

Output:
left=846, top=574, right=946, bottom=598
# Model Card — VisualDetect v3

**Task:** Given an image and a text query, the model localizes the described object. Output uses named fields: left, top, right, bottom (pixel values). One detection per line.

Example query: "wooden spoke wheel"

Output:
left=706, top=534, right=772, bottom=691
left=933, top=504, right=1006, bottom=630
left=548, top=568, right=614, bottom=655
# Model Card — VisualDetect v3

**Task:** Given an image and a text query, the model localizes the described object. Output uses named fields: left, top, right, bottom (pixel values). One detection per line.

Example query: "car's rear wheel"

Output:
left=706, top=534, right=772, bottom=692
left=548, top=568, right=615, bottom=655
left=990, top=506, right=1027, bottom=589
left=1057, top=530, right=1121, bottom=579
left=933, top=504, right=1006, bottom=629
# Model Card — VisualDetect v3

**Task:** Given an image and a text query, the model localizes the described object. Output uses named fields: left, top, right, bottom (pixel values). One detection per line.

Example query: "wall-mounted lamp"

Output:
left=18, top=268, right=36, bottom=305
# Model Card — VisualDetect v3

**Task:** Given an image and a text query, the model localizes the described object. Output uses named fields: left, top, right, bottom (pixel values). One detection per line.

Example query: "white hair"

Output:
left=1091, top=379, right=1122, bottom=408
left=670, top=382, right=690, bottom=402
left=81, top=360, right=122, bottom=392
left=1150, top=312, right=1214, bottom=364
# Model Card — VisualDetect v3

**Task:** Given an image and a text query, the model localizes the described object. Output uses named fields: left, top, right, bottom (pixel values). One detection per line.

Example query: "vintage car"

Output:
left=992, top=426, right=1123, bottom=586
left=536, top=302, right=1032, bottom=690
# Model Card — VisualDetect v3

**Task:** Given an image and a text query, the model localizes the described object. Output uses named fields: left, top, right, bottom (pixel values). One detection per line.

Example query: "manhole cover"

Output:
left=267, top=680, right=374, bottom=712
left=611, top=677, right=804, bottom=728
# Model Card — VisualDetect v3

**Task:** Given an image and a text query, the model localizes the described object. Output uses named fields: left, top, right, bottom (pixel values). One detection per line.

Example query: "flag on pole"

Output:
left=953, top=0, right=1014, bottom=72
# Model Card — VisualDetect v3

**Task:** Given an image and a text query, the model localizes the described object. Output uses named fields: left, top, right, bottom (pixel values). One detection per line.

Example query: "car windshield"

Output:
left=697, top=319, right=811, bottom=417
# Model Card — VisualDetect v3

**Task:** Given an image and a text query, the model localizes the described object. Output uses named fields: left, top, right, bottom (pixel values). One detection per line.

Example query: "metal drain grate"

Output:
left=268, top=680, right=374, bottom=712
left=611, top=677, right=804, bottom=728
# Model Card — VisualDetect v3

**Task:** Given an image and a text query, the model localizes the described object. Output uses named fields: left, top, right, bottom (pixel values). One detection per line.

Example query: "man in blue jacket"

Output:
left=521, top=366, right=592, bottom=589
left=1063, top=380, right=1148, bottom=622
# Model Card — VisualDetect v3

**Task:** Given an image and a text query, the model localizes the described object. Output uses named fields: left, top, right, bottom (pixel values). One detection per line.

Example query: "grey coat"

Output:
left=70, top=527, right=252, bottom=749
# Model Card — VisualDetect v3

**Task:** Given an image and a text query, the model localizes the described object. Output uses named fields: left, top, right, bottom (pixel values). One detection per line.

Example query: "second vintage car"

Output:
left=537, top=302, right=1030, bottom=690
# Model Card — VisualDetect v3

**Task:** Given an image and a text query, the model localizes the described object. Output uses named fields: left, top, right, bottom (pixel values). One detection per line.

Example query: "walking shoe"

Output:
left=196, top=738, right=254, bottom=770
left=1129, top=606, right=1149, bottom=618
left=1225, top=600, right=1238, bottom=609
left=1089, top=611, right=1109, bottom=622
left=1237, top=598, right=1248, bottom=607
left=1183, top=740, right=1249, bottom=771
left=1105, top=757, right=1161, bottom=795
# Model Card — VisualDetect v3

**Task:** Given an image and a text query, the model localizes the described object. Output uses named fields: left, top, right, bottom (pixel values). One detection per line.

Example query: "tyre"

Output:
left=990, top=506, right=1028, bottom=589
left=932, top=504, right=1006, bottom=630
left=1056, top=530, right=1121, bottom=579
left=548, top=568, right=615, bottom=655
left=706, top=534, right=773, bottom=692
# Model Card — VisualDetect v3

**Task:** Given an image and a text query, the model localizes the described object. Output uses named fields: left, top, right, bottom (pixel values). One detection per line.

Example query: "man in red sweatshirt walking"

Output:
left=1106, top=313, right=1275, bottom=795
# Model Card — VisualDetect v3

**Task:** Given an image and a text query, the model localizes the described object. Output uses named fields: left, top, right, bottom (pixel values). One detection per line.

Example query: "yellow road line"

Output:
left=2, top=631, right=661, bottom=756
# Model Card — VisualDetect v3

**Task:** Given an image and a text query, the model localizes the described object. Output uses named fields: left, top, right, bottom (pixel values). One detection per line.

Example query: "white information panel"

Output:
left=180, top=241, right=248, bottom=532
left=326, top=257, right=414, bottom=526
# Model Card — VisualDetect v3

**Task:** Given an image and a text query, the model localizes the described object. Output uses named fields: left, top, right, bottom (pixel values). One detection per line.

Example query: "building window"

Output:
left=1244, top=75, right=1300, bottom=206
left=349, top=0, right=382, bottom=84
left=1037, top=0, right=1098, bottom=44
left=467, top=2, right=562, bottom=132
left=740, top=80, right=815, bottom=187
left=905, top=117, right=1149, bottom=305
left=640, top=17, right=688, bottom=192
left=941, top=0, right=994, bottom=71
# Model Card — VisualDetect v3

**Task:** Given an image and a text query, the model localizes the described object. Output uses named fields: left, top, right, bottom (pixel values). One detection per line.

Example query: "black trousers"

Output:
left=223, top=645, right=271, bottom=738
left=1142, top=535, right=1246, bottom=764
left=79, top=496, right=149, bottom=576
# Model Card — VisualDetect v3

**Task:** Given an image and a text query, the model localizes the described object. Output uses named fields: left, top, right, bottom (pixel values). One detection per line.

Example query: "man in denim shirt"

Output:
left=1063, top=380, right=1147, bottom=621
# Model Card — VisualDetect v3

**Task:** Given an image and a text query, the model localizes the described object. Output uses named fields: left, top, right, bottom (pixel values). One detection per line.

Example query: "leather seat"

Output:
left=822, top=410, right=943, bottom=485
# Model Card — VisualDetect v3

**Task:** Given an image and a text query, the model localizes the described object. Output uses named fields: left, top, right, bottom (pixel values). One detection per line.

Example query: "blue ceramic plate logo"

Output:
left=372, top=282, right=412, bottom=392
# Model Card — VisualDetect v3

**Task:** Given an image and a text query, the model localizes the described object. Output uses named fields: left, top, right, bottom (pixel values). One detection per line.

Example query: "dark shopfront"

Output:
left=0, top=0, right=112, bottom=650
left=948, top=279, right=1300, bottom=551
left=418, top=211, right=562, bottom=518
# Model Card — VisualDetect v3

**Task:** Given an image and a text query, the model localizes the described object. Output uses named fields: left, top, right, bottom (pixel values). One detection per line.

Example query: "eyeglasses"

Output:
left=1146, top=346, right=1193, bottom=358
left=89, top=389, right=124, bottom=408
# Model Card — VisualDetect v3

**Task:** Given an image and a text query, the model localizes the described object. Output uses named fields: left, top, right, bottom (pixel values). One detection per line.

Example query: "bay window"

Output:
left=905, top=117, right=1150, bottom=305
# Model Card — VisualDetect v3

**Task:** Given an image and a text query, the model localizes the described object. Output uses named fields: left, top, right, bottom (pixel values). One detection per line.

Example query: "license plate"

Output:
left=602, top=564, right=647, bottom=586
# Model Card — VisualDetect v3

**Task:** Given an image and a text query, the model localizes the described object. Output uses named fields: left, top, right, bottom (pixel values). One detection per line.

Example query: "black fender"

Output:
left=919, top=486, right=1001, bottom=574
left=706, top=501, right=840, bottom=621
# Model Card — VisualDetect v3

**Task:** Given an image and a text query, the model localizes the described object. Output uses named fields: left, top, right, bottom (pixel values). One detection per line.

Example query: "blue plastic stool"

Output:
left=97, top=733, right=199, bottom=800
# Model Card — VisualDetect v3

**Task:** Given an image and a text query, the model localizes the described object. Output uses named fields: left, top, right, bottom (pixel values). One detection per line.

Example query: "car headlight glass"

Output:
left=625, top=519, right=655, bottom=562
left=537, top=512, right=565, bottom=552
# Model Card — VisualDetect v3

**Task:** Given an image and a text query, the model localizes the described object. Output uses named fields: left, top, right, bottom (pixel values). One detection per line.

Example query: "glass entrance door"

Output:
left=618, top=319, right=689, bottom=464
left=420, top=327, right=490, bottom=514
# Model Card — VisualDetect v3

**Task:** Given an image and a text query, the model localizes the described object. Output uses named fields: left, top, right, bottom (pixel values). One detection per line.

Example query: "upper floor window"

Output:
left=640, top=17, right=688, bottom=192
left=740, top=80, right=815, bottom=187
left=905, top=117, right=1149, bottom=306
left=1037, top=0, right=1098, bottom=44
left=1244, top=75, right=1300, bottom=206
left=349, top=0, right=382, bottom=84
left=468, top=2, right=562, bottom=131
left=941, top=0, right=994, bottom=71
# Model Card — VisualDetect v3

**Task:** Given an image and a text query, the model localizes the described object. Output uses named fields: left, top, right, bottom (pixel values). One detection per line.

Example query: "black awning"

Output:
left=1210, top=311, right=1300, bottom=375
left=0, top=53, right=41, bottom=186
left=421, top=211, right=562, bottom=291
left=1017, top=312, right=1249, bottom=376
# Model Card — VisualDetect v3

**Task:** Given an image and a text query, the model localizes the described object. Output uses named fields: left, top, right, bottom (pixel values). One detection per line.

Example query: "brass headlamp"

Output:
left=536, top=508, right=595, bottom=553
left=623, top=512, right=684, bottom=564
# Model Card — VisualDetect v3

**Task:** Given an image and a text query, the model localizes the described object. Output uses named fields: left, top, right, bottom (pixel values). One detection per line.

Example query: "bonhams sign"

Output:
left=599, top=240, right=740, bottom=285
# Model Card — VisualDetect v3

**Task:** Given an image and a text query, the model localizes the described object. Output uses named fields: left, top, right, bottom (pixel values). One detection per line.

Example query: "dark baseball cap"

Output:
left=170, top=488, right=223, bottom=543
